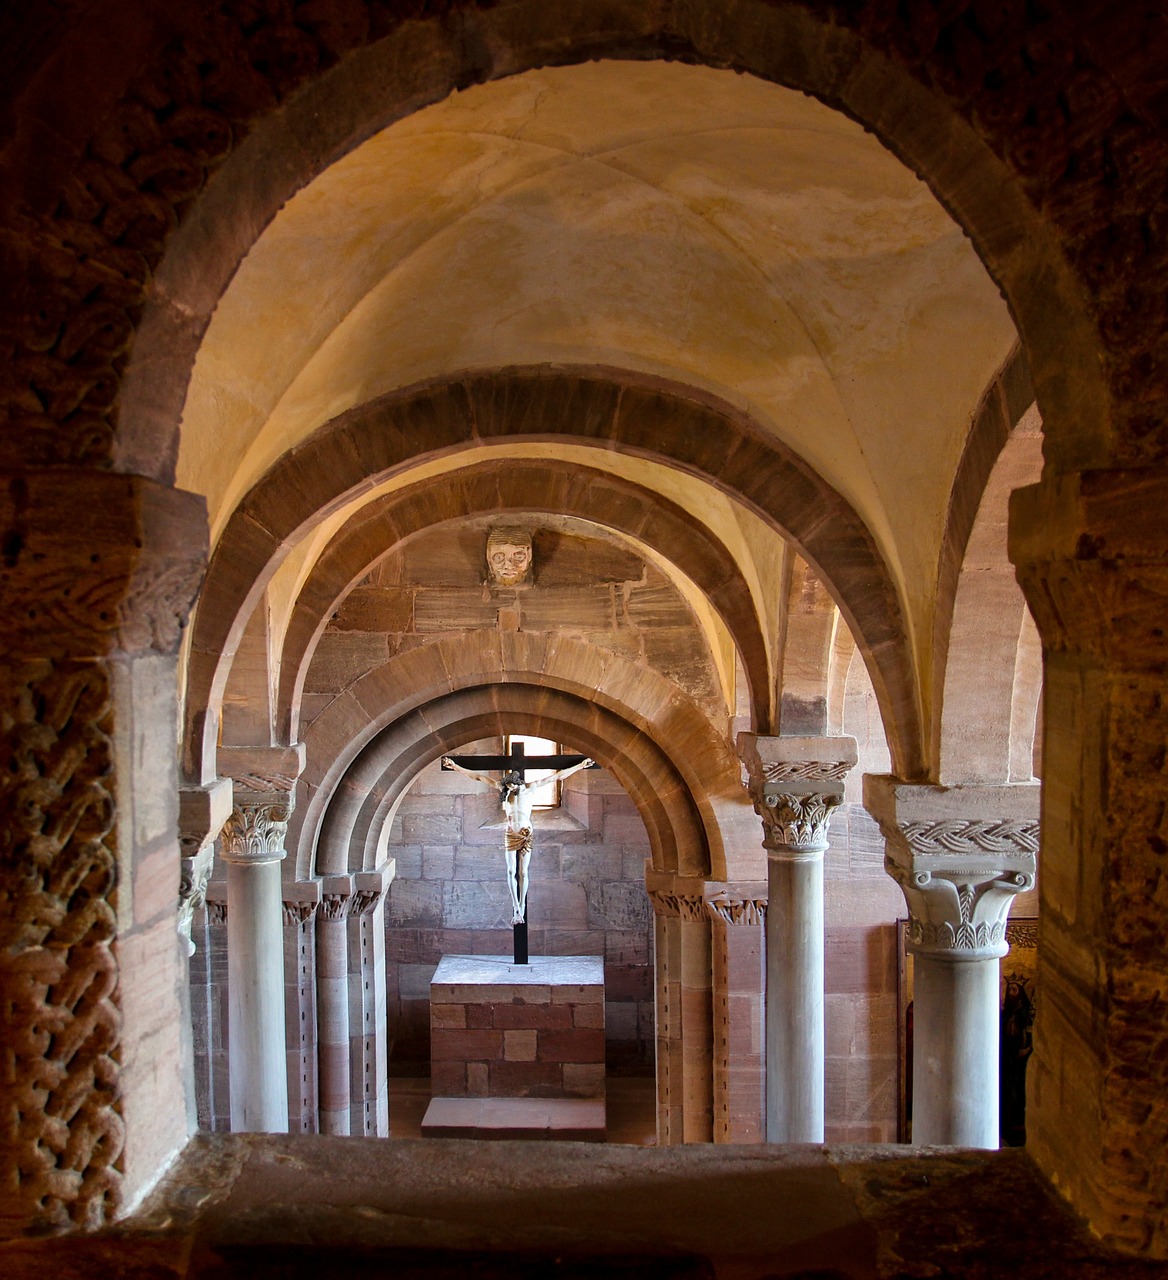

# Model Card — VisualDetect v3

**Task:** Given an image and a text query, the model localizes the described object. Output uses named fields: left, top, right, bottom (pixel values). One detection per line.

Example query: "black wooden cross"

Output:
left=442, top=741, right=598, bottom=964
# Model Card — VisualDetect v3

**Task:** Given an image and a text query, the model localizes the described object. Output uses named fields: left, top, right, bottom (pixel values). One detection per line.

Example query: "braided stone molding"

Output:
left=900, top=818, right=1040, bottom=857
left=761, top=760, right=852, bottom=783
left=206, top=901, right=228, bottom=927
left=0, top=660, right=124, bottom=1232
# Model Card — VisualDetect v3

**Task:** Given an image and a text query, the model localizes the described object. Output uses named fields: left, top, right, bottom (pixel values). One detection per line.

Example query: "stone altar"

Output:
left=422, top=954, right=606, bottom=1140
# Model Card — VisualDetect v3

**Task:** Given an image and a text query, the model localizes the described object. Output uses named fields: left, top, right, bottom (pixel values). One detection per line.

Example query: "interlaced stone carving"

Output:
left=900, top=818, right=1040, bottom=857
left=761, top=760, right=851, bottom=783
left=206, top=901, right=228, bottom=927
left=0, top=660, right=124, bottom=1232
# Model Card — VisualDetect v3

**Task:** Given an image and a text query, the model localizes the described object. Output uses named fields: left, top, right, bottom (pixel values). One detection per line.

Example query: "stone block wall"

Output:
left=385, top=753, right=655, bottom=1078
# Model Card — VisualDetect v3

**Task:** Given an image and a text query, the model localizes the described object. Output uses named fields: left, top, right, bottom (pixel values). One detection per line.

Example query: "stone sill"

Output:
left=0, top=1136, right=1140, bottom=1278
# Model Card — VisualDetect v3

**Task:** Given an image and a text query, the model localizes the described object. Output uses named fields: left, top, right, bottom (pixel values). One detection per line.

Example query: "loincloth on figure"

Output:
left=506, top=826, right=533, bottom=855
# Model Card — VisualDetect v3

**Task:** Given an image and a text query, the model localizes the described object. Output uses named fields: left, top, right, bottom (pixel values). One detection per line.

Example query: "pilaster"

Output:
left=1009, top=466, right=1168, bottom=1250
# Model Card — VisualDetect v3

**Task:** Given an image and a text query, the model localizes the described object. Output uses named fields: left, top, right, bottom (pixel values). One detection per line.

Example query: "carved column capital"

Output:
left=738, top=733, right=857, bottom=858
left=648, top=889, right=707, bottom=922
left=177, top=846, right=215, bottom=955
left=646, top=873, right=767, bottom=925
left=219, top=744, right=306, bottom=867
left=177, top=778, right=234, bottom=953
left=282, top=881, right=322, bottom=927
left=0, top=469, right=207, bottom=659
left=865, top=776, right=1039, bottom=961
left=317, top=862, right=397, bottom=922
left=220, top=799, right=293, bottom=866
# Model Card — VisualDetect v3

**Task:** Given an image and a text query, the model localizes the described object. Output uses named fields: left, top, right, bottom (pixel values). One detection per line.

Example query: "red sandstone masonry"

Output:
left=430, top=956, right=605, bottom=1100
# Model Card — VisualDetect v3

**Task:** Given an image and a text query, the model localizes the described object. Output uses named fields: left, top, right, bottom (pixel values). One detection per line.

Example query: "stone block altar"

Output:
left=422, top=954, right=606, bottom=1140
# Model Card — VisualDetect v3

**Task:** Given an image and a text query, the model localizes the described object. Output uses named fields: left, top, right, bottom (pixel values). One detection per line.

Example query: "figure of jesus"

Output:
left=441, top=755, right=595, bottom=925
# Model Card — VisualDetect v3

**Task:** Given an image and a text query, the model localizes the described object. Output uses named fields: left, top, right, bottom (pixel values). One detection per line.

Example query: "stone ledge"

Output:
left=421, top=1096, right=606, bottom=1142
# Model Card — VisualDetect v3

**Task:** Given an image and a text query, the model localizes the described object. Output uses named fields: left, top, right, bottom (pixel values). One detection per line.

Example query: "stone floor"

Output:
left=4, top=1135, right=1168, bottom=1279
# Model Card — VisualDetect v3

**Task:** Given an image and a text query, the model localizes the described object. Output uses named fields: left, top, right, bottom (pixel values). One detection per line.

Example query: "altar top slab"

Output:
left=432, top=954, right=604, bottom=989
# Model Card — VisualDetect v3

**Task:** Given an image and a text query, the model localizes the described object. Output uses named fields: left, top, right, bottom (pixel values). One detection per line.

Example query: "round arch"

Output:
left=100, top=0, right=1109, bottom=485
left=292, top=632, right=757, bottom=883
left=273, top=459, right=775, bottom=741
left=183, top=366, right=920, bottom=781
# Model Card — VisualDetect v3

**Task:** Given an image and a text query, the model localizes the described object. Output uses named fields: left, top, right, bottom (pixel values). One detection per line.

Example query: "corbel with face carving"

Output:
left=486, top=527, right=533, bottom=587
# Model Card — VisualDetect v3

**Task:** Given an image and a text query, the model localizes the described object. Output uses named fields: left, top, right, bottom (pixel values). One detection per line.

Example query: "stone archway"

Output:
left=2, top=0, right=1167, bottom=1252
left=273, top=460, right=776, bottom=742
left=182, top=367, right=920, bottom=782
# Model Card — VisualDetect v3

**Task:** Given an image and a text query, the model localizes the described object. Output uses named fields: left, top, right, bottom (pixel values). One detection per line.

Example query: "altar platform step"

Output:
left=421, top=1096, right=606, bottom=1142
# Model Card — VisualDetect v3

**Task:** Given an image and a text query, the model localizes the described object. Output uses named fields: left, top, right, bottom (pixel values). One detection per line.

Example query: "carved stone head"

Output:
left=486, top=526, right=532, bottom=587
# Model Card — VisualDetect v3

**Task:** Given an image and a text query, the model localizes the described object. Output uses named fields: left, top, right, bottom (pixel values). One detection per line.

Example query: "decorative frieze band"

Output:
left=761, top=759, right=852, bottom=783
left=648, top=887, right=767, bottom=925
left=899, top=818, right=1040, bottom=857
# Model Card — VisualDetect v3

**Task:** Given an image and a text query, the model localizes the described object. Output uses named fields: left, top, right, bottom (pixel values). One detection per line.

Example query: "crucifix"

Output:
left=441, top=741, right=597, bottom=964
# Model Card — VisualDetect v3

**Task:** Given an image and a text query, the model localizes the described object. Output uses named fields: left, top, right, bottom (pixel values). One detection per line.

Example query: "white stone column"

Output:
left=865, top=777, right=1038, bottom=1148
left=739, top=734, right=856, bottom=1144
left=219, top=798, right=291, bottom=1132
left=218, top=743, right=305, bottom=1134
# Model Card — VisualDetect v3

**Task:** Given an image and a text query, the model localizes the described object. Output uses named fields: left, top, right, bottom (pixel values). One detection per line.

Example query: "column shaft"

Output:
left=766, top=851, right=824, bottom=1143
left=912, top=954, right=999, bottom=1147
left=226, top=857, right=289, bottom=1131
left=316, top=910, right=351, bottom=1135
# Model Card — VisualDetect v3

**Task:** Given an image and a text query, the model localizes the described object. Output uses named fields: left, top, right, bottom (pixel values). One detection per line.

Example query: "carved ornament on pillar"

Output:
left=177, top=849, right=214, bottom=955
left=738, top=734, right=858, bottom=858
left=648, top=890, right=707, bottom=923
left=647, top=879, right=767, bottom=926
left=219, top=799, right=292, bottom=866
left=866, top=777, right=1040, bottom=962
left=177, top=778, right=232, bottom=954
left=282, top=900, right=319, bottom=926
left=757, top=792, right=842, bottom=853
